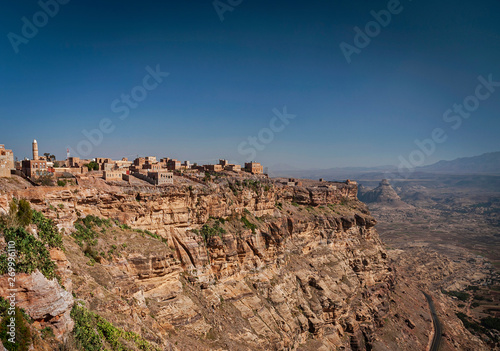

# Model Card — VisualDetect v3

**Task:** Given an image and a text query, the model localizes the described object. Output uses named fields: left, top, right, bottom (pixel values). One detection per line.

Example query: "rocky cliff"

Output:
left=0, top=175, right=393, bottom=350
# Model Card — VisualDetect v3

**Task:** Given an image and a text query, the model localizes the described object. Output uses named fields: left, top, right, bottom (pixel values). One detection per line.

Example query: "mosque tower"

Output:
left=32, top=139, right=39, bottom=160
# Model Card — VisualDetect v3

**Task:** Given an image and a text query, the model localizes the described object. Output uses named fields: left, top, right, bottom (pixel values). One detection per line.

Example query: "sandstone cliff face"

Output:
left=0, top=269, right=74, bottom=339
left=0, top=177, right=393, bottom=350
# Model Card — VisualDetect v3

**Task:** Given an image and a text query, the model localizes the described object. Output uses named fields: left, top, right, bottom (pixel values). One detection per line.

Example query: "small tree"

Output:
left=85, top=162, right=99, bottom=171
left=36, top=174, right=55, bottom=186
left=17, top=199, right=32, bottom=227
left=203, top=172, right=211, bottom=183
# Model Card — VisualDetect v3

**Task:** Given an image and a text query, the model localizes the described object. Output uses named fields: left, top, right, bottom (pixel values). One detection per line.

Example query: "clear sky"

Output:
left=1, top=0, right=499, bottom=169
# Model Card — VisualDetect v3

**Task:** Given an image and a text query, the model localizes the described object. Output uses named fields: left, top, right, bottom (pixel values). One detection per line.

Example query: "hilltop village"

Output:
left=0, top=140, right=265, bottom=186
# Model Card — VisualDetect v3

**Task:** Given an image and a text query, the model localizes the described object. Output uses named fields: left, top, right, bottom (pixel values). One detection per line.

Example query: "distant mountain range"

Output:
left=270, top=152, right=500, bottom=180
left=417, top=152, right=500, bottom=174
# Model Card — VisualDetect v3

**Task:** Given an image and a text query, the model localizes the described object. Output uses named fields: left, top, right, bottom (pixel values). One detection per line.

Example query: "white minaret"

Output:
left=32, top=139, right=39, bottom=160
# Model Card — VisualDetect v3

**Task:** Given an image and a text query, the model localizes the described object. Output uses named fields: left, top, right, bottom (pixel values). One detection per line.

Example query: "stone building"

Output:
left=131, top=170, right=173, bottom=185
left=22, top=159, right=48, bottom=178
left=68, top=157, right=82, bottom=168
left=167, top=159, right=181, bottom=171
left=145, top=156, right=157, bottom=164
left=103, top=170, right=125, bottom=181
left=205, top=164, right=223, bottom=172
left=22, top=140, right=48, bottom=178
left=148, top=171, right=173, bottom=185
left=244, top=162, right=263, bottom=174
left=143, top=163, right=161, bottom=171
left=0, top=145, right=14, bottom=178
left=225, top=164, right=241, bottom=172
left=115, top=158, right=132, bottom=169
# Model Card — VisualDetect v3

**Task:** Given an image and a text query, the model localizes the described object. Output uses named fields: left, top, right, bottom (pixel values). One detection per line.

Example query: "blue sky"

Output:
left=1, top=0, right=499, bottom=169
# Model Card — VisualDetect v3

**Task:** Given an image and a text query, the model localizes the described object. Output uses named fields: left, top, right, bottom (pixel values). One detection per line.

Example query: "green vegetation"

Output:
left=0, top=297, right=32, bottom=351
left=84, top=162, right=99, bottom=171
left=481, top=316, right=500, bottom=331
left=442, top=289, right=470, bottom=301
left=16, top=200, right=32, bottom=227
left=71, top=304, right=158, bottom=351
left=228, top=182, right=239, bottom=196
left=465, top=285, right=480, bottom=291
left=0, top=226, right=58, bottom=280
left=456, top=312, right=500, bottom=344
left=72, top=215, right=112, bottom=248
left=57, top=180, right=67, bottom=187
left=242, top=179, right=261, bottom=192
left=203, top=172, right=211, bottom=183
left=119, top=223, right=131, bottom=230
left=135, top=229, right=169, bottom=246
left=35, top=175, right=55, bottom=186
left=32, top=210, right=63, bottom=249
left=192, top=220, right=226, bottom=243
left=0, top=201, right=63, bottom=281
left=41, top=326, right=54, bottom=339
left=456, top=312, right=483, bottom=333
left=241, top=216, right=257, bottom=234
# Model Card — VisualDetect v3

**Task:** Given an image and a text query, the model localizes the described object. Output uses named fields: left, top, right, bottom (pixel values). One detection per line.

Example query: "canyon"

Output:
left=0, top=174, right=491, bottom=350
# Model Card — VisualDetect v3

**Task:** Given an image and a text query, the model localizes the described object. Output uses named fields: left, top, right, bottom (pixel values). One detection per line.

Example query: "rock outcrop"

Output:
left=358, top=179, right=410, bottom=208
left=0, top=271, right=74, bottom=339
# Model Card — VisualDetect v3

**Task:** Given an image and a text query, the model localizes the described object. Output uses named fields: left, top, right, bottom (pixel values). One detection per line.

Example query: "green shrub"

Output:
left=143, top=230, right=169, bottom=246
left=32, top=211, right=63, bottom=249
left=71, top=304, right=158, bottom=351
left=72, top=215, right=111, bottom=248
left=456, top=312, right=484, bottom=334
left=0, top=227, right=57, bottom=280
left=442, top=289, right=470, bottom=301
left=0, top=299, right=31, bottom=351
left=465, top=285, right=479, bottom=291
left=194, top=222, right=226, bottom=243
left=241, top=216, right=257, bottom=233
left=84, top=162, right=99, bottom=171
left=481, top=316, right=500, bottom=331
left=41, top=326, right=54, bottom=339
left=16, top=200, right=32, bottom=227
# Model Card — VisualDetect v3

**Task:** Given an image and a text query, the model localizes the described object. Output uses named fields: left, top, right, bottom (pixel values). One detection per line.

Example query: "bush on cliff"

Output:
left=241, top=216, right=257, bottom=233
left=191, top=220, right=226, bottom=243
left=0, top=226, right=57, bottom=281
left=32, top=210, right=63, bottom=249
left=0, top=298, right=31, bottom=351
left=72, top=215, right=111, bottom=248
left=16, top=200, right=32, bottom=227
left=71, top=304, right=158, bottom=351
